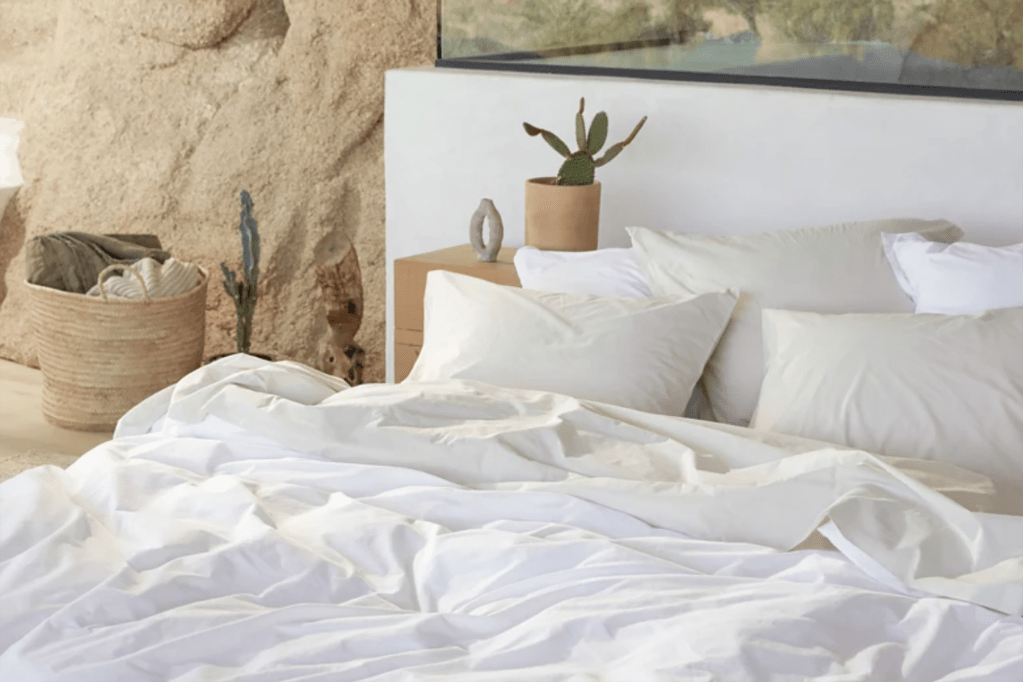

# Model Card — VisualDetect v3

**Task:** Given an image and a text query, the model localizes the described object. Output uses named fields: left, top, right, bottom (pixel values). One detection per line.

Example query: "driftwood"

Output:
left=315, top=245, right=365, bottom=386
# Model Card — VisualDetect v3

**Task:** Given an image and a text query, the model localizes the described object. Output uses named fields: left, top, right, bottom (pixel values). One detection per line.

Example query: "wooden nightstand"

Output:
left=393, top=244, right=520, bottom=382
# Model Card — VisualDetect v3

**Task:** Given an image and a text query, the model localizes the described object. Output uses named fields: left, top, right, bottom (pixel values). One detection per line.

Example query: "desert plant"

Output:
left=524, top=97, right=647, bottom=185
left=220, top=190, right=261, bottom=355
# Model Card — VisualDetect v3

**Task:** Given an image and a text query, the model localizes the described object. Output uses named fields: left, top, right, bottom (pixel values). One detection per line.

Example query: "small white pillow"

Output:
left=882, top=232, right=1023, bottom=314
left=752, top=307, right=1023, bottom=492
left=513, top=246, right=653, bottom=298
left=628, top=219, right=964, bottom=427
left=405, top=270, right=737, bottom=416
left=513, top=245, right=710, bottom=419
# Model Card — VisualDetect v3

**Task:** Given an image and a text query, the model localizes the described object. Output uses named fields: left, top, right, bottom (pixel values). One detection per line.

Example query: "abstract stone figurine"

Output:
left=315, top=246, right=366, bottom=387
left=469, top=198, right=504, bottom=262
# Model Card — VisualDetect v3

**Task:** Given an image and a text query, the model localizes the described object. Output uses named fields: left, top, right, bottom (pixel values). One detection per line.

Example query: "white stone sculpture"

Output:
left=469, top=198, right=503, bottom=262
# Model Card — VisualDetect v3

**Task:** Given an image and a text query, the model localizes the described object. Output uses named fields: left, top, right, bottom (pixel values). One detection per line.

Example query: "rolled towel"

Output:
left=87, top=257, right=200, bottom=300
left=25, top=231, right=170, bottom=293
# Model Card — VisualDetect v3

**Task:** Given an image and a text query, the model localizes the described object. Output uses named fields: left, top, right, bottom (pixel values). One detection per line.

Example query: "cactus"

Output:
left=220, top=190, right=261, bottom=355
left=523, top=98, right=647, bottom=186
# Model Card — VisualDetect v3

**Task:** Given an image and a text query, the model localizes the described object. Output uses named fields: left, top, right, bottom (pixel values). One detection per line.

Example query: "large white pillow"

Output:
left=627, top=219, right=964, bottom=427
left=405, top=270, right=737, bottom=416
left=513, top=246, right=653, bottom=298
left=513, top=246, right=712, bottom=419
left=752, top=307, right=1023, bottom=494
left=882, top=232, right=1023, bottom=314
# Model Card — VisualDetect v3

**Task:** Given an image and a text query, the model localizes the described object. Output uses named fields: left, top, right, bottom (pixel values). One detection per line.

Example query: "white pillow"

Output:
left=628, top=219, right=964, bottom=427
left=513, top=245, right=717, bottom=419
left=882, top=232, right=1023, bottom=314
left=752, top=307, right=1023, bottom=492
left=405, top=270, right=737, bottom=416
left=513, top=246, right=653, bottom=298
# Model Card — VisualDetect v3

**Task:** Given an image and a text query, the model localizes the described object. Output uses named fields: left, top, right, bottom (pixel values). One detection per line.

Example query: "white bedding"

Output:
left=1, top=355, right=1021, bottom=681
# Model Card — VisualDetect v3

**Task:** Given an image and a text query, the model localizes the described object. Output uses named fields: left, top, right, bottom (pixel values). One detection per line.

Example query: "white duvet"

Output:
left=1, top=355, right=1021, bottom=681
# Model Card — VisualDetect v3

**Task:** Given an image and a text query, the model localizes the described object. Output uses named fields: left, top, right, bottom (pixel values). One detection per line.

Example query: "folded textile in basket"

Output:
left=87, top=257, right=201, bottom=300
left=25, top=232, right=170, bottom=293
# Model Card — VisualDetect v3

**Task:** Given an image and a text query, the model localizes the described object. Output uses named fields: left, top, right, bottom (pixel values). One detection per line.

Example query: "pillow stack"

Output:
left=406, top=270, right=736, bottom=417
left=752, top=306, right=1023, bottom=492
left=408, top=216, right=1022, bottom=502
left=626, top=219, right=963, bottom=427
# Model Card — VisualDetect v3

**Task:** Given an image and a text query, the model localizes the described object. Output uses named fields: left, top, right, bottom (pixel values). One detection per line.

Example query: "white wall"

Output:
left=384, top=65, right=1023, bottom=381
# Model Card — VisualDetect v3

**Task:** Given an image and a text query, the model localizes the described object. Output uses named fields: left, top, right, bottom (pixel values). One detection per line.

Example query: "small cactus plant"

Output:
left=524, top=97, right=647, bottom=186
left=220, top=190, right=261, bottom=355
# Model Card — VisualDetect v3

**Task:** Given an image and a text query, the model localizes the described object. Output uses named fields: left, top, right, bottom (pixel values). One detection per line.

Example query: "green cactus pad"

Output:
left=557, top=152, right=596, bottom=185
left=526, top=103, right=646, bottom=184
left=524, top=123, right=571, bottom=158
left=587, top=112, right=608, bottom=155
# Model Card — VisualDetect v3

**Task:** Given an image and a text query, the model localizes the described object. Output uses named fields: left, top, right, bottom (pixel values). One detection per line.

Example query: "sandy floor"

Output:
left=0, top=358, right=112, bottom=480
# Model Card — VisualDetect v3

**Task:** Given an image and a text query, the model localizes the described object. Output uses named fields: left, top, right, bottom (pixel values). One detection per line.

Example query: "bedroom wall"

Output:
left=384, top=66, right=1023, bottom=381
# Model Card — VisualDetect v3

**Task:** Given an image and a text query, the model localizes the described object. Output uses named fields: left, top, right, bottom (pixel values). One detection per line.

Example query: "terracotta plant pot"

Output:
left=524, top=178, right=601, bottom=252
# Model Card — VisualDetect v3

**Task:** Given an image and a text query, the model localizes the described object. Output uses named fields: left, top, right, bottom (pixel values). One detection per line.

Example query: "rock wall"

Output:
left=909, top=0, right=1023, bottom=71
left=0, top=0, right=437, bottom=383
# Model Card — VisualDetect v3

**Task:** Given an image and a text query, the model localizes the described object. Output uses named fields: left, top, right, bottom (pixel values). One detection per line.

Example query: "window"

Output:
left=437, top=1, right=1023, bottom=101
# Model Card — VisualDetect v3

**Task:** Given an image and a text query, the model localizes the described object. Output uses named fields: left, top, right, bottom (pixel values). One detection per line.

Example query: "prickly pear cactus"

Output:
left=220, top=190, right=261, bottom=355
left=523, top=98, right=647, bottom=186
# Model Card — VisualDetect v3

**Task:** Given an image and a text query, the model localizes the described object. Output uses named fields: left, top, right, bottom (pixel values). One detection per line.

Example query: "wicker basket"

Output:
left=24, top=264, right=209, bottom=431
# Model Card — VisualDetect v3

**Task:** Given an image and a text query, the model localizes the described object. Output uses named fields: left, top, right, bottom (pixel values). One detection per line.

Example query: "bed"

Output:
left=2, top=218, right=1022, bottom=681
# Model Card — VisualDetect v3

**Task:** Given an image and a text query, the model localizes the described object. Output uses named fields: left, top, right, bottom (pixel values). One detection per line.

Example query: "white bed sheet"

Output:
left=1, top=355, right=1021, bottom=681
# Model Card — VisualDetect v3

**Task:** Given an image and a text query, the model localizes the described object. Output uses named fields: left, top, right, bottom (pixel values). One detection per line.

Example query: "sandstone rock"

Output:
left=758, top=0, right=894, bottom=43
left=441, top=0, right=688, bottom=53
left=0, top=0, right=437, bottom=384
left=702, top=9, right=751, bottom=39
left=910, top=0, right=1023, bottom=71
left=0, top=0, right=61, bottom=124
left=82, top=0, right=257, bottom=50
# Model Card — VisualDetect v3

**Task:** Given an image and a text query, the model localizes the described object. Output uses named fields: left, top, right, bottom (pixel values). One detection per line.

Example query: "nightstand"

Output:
left=393, top=244, right=520, bottom=382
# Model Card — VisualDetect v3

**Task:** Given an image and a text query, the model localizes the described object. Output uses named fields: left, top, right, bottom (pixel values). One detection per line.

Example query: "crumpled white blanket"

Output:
left=0, top=355, right=1021, bottom=681
left=86, top=256, right=200, bottom=299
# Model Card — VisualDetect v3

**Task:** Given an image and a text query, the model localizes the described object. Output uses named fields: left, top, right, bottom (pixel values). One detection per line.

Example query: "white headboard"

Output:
left=384, top=65, right=1023, bottom=380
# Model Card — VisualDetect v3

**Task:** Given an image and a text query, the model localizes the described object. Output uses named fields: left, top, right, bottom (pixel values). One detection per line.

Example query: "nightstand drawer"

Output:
left=393, top=245, right=520, bottom=383
left=394, top=343, right=421, bottom=383
left=394, top=328, right=422, bottom=347
left=394, top=246, right=520, bottom=333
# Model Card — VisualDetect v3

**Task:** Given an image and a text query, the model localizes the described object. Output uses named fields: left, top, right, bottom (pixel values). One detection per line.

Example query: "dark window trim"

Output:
left=435, top=38, right=1023, bottom=103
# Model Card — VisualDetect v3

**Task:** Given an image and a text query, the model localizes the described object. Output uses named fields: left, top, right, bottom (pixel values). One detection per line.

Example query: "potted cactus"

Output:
left=209, top=190, right=271, bottom=362
left=523, top=98, right=646, bottom=251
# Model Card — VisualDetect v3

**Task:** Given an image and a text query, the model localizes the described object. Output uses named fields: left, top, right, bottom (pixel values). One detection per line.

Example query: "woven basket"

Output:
left=24, top=264, right=208, bottom=431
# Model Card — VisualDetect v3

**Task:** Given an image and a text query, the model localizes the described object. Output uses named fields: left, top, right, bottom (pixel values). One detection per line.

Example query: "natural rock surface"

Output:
left=0, top=0, right=60, bottom=126
left=441, top=0, right=709, bottom=54
left=82, top=0, right=258, bottom=49
left=909, top=0, right=1023, bottom=71
left=0, top=0, right=436, bottom=383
